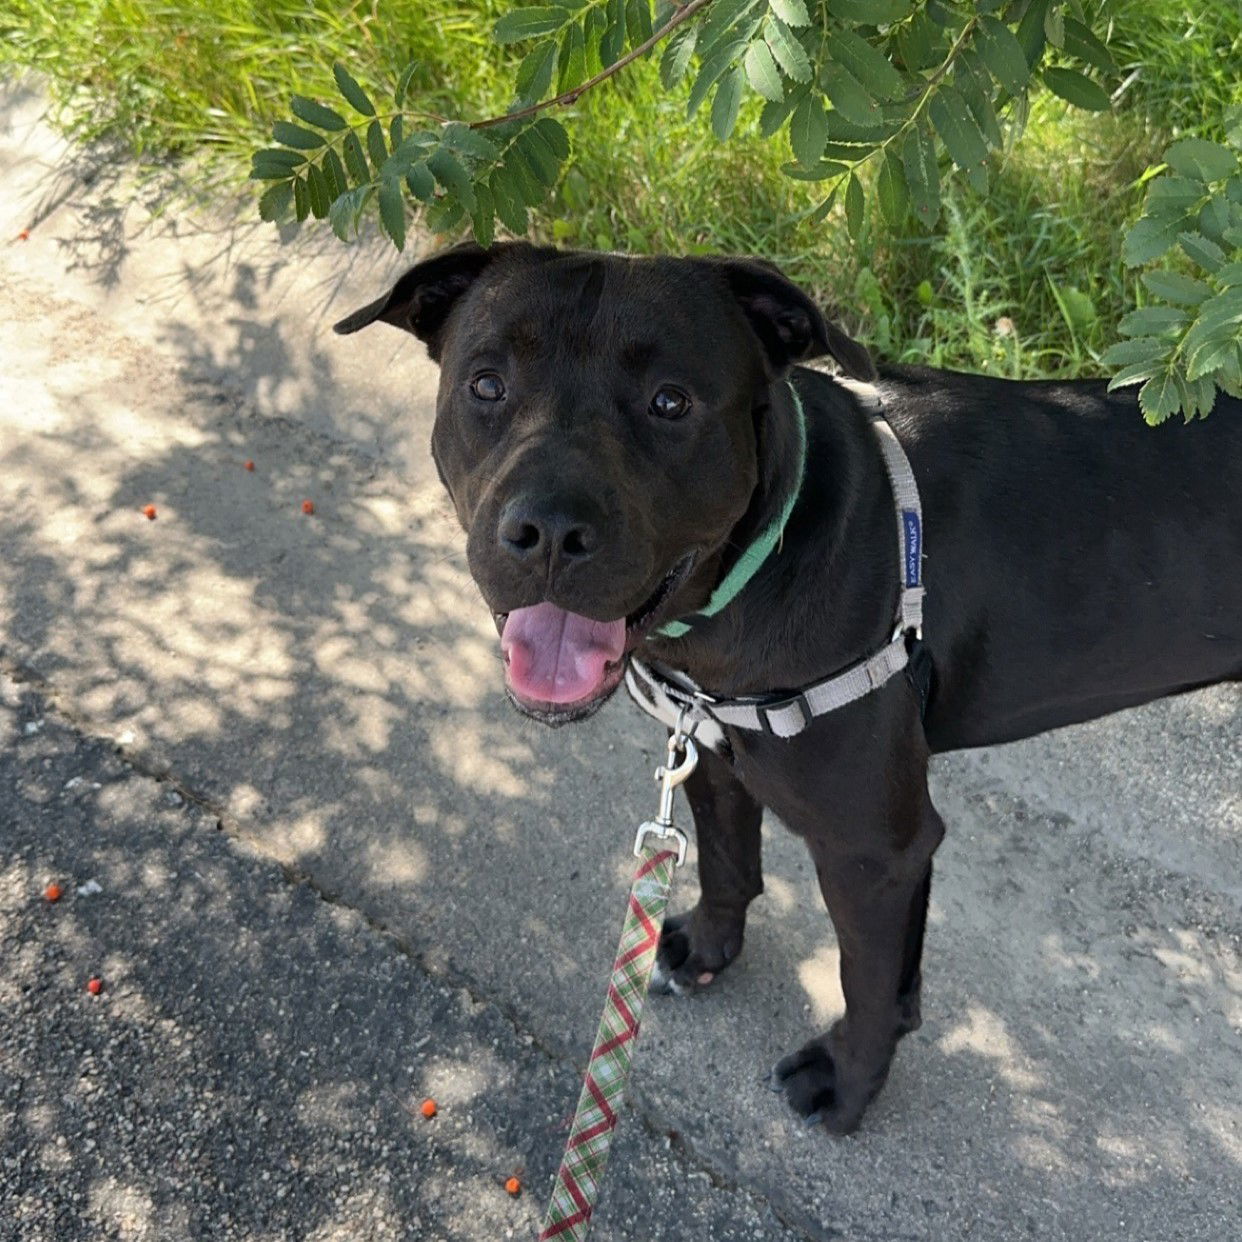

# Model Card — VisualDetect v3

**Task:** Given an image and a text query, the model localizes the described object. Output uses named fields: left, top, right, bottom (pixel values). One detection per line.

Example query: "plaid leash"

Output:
left=539, top=728, right=698, bottom=1241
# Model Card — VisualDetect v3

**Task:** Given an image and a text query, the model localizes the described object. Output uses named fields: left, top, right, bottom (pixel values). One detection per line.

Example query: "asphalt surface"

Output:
left=1, top=80, right=1240, bottom=1241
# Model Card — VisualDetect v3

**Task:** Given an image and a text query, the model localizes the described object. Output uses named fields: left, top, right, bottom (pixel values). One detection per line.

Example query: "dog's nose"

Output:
left=498, top=497, right=600, bottom=567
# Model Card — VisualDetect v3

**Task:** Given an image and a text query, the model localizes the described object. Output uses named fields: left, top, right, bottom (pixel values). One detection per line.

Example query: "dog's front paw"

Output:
left=651, top=907, right=744, bottom=996
left=770, top=1025, right=891, bottom=1135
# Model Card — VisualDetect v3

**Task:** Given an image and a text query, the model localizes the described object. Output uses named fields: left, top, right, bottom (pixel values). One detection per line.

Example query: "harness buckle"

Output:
left=759, top=691, right=812, bottom=736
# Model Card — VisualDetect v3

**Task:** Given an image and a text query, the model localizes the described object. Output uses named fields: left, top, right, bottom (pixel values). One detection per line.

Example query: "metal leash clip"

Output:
left=633, top=709, right=698, bottom=867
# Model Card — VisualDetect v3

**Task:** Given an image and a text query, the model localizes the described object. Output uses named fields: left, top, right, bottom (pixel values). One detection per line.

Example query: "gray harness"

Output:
left=625, top=378, right=926, bottom=740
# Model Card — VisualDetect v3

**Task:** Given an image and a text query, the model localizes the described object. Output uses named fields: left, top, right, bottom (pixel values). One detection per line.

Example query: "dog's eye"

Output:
left=470, top=372, right=506, bottom=402
left=650, top=386, right=691, bottom=420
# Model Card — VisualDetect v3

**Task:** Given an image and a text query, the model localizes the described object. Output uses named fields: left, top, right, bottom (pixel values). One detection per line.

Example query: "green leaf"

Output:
left=258, top=181, right=293, bottom=223
left=1015, top=0, right=1050, bottom=69
left=1063, top=17, right=1115, bottom=74
left=1043, top=67, right=1110, bottom=111
left=765, top=16, right=811, bottom=83
left=272, top=121, right=324, bottom=151
left=930, top=85, right=988, bottom=172
left=768, top=0, right=809, bottom=25
left=515, top=124, right=563, bottom=184
left=744, top=39, right=784, bottom=102
left=395, top=60, right=420, bottom=106
left=390, top=115, right=404, bottom=149
left=902, top=123, right=939, bottom=227
left=377, top=178, right=406, bottom=250
left=626, top=0, right=653, bottom=46
left=820, top=63, right=881, bottom=127
left=828, top=29, right=905, bottom=103
left=1121, top=215, right=1184, bottom=268
left=515, top=40, right=558, bottom=102
left=291, top=96, right=347, bottom=132
left=426, top=196, right=466, bottom=235
left=698, top=0, right=761, bottom=57
left=780, top=160, right=847, bottom=181
left=342, top=132, right=370, bottom=185
left=365, top=119, right=387, bottom=173
left=471, top=181, right=496, bottom=247
left=600, top=0, right=626, bottom=68
left=876, top=150, right=908, bottom=225
left=789, top=92, right=828, bottom=166
left=427, top=148, right=477, bottom=212
left=490, top=167, right=528, bottom=233
left=1117, top=307, right=1188, bottom=337
left=760, top=95, right=795, bottom=137
left=557, top=20, right=587, bottom=92
left=305, top=162, right=330, bottom=219
left=660, top=24, right=697, bottom=88
left=1216, top=261, right=1242, bottom=287
left=844, top=171, right=864, bottom=240
left=687, top=38, right=746, bottom=116
left=1043, top=4, right=1064, bottom=49
left=1198, top=195, right=1234, bottom=245
left=292, top=175, right=309, bottom=223
left=712, top=66, right=744, bottom=141
left=1165, top=138, right=1237, bottom=184
left=328, top=185, right=363, bottom=241
left=1138, top=370, right=1180, bottom=424
left=825, top=0, right=911, bottom=20
left=535, top=117, right=571, bottom=159
left=441, top=122, right=499, bottom=161
left=976, top=16, right=1031, bottom=94
left=250, top=148, right=306, bottom=179
left=322, top=147, right=349, bottom=200
left=406, top=163, right=435, bottom=202
left=1101, top=336, right=1164, bottom=366
left=494, top=6, right=572, bottom=43
left=895, top=11, right=938, bottom=73
left=1142, top=269, right=1213, bottom=306
left=1179, top=230, right=1227, bottom=274
left=332, top=63, right=376, bottom=117
left=1106, top=358, right=1162, bottom=389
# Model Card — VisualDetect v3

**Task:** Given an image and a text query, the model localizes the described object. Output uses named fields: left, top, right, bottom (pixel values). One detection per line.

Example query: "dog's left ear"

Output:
left=333, top=242, right=510, bottom=359
left=719, top=258, right=876, bottom=381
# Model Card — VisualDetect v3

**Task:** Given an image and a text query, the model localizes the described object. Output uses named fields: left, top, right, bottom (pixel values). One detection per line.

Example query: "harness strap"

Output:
left=627, top=376, right=928, bottom=739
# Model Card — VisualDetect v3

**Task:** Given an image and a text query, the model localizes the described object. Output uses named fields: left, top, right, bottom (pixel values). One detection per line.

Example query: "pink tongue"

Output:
left=501, top=603, right=626, bottom=705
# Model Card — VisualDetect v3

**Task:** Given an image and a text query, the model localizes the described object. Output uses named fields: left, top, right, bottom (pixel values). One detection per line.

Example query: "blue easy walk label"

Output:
left=902, top=510, right=921, bottom=586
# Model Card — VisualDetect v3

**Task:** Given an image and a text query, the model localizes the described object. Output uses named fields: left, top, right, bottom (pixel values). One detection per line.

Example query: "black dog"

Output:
left=336, top=243, right=1242, bottom=1133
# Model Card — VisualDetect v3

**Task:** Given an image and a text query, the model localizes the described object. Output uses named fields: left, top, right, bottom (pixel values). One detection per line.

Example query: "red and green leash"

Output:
left=539, top=725, right=698, bottom=1241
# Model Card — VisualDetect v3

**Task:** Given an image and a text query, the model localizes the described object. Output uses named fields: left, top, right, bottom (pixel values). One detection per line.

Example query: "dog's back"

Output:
left=873, top=366, right=1242, bottom=749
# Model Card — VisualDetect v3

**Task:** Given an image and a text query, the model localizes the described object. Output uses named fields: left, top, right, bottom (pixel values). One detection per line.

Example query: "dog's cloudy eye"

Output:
left=470, top=372, right=505, bottom=402
left=650, top=386, right=690, bottom=420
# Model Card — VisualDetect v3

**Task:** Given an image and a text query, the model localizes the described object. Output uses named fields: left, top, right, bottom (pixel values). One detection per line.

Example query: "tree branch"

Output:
left=471, top=0, right=715, bottom=131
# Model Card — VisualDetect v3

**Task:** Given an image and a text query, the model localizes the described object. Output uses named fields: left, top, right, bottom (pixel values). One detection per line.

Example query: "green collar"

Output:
left=656, top=382, right=808, bottom=639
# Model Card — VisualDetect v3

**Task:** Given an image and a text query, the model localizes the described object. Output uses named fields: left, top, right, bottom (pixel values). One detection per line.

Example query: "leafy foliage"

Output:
left=254, top=2, right=1120, bottom=250
left=242, top=0, right=1239, bottom=417
left=1104, top=109, right=1242, bottom=422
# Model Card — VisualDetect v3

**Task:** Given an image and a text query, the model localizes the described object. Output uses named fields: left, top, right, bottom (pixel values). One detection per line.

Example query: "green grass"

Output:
left=3, top=1, right=1239, bottom=378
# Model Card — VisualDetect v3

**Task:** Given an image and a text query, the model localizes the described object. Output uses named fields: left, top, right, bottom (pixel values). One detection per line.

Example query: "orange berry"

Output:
left=86, top=977, right=103, bottom=995
left=505, top=1177, right=521, bottom=1197
left=301, top=499, right=315, bottom=515
left=420, top=1098, right=437, bottom=1118
left=17, top=229, right=30, bottom=241
left=142, top=504, right=157, bottom=520
left=44, top=883, right=63, bottom=903
left=244, top=460, right=255, bottom=472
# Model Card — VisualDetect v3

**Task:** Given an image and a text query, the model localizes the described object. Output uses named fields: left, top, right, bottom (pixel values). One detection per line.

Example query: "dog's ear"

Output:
left=718, top=258, right=876, bottom=381
left=333, top=242, right=501, bottom=358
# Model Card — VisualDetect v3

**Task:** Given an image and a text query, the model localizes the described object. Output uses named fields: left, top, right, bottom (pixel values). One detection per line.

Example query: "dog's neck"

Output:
left=640, top=370, right=899, bottom=698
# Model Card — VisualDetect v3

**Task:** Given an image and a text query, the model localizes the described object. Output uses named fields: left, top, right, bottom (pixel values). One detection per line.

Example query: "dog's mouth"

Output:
left=495, top=553, right=695, bottom=725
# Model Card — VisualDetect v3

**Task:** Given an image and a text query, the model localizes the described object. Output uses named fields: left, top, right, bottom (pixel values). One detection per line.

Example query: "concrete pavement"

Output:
left=1, top=80, right=1239, bottom=1241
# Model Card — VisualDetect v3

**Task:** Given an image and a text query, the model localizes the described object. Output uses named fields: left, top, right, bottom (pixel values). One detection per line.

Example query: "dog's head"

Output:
left=336, top=243, right=872, bottom=724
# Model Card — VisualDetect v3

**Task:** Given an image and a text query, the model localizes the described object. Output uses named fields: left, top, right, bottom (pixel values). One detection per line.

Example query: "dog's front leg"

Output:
left=652, top=740, right=764, bottom=995
left=773, top=798, right=944, bottom=1134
